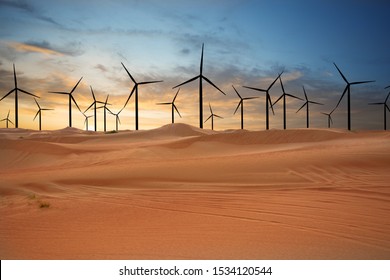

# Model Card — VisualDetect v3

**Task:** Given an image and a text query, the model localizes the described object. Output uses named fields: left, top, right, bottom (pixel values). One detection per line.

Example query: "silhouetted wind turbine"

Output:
left=156, top=88, right=181, bottom=124
left=172, top=43, right=226, bottom=129
left=50, top=77, right=83, bottom=127
left=273, top=76, right=303, bottom=129
left=33, top=98, right=53, bottom=131
left=368, top=86, right=390, bottom=130
left=333, top=63, right=375, bottom=130
left=232, top=85, right=258, bottom=129
left=84, top=86, right=105, bottom=131
left=204, top=103, right=223, bottom=130
left=321, top=107, right=336, bottom=128
left=296, top=86, right=324, bottom=128
left=1, top=110, right=14, bottom=128
left=82, top=113, right=93, bottom=131
left=108, top=107, right=124, bottom=131
left=0, top=64, right=39, bottom=128
left=121, top=62, right=163, bottom=130
left=243, top=72, right=282, bottom=130
left=96, top=95, right=112, bottom=132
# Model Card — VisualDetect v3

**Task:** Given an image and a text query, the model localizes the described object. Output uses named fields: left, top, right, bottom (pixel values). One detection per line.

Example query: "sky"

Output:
left=0, top=0, right=389, bottom=131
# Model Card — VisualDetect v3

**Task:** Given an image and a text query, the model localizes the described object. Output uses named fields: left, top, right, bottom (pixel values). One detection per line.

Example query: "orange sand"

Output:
left=0, top=124, right=389, bottom=259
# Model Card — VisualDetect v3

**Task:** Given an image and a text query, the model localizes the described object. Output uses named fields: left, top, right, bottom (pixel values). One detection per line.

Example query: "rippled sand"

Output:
left=1, top=124, right=389, bottom=259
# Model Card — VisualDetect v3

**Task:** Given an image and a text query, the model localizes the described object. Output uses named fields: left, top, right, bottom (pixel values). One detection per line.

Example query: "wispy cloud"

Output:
left=0, top=0, right=62, bottom=27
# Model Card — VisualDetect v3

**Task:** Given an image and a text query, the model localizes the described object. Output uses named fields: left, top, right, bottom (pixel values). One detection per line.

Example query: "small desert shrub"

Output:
left=38, top=201, right=50, bottom=208
left=106, top=130, right=118, bottom=134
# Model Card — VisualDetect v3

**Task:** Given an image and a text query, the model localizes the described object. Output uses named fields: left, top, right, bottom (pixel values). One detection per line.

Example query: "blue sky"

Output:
left=0, top=0, right=389, bottom=130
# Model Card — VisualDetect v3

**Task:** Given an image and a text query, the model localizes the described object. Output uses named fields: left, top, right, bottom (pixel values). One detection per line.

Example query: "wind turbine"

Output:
left=82, top=113, right=93, bottom=131
left=368, top=86, right=390, bottom=130
left=273, top=76, right=303, bottom=129
left=156, top=88, right=181, bottom=124
left=0, top=64, right=39, bottom=128
left=243, top=72, right=282, bottom=130
left=321, top=107, right=336, bottom=128
left=1, top=110, right=14, bottom=128
left=232, top=85, right=258, bottom=129
left=204, top=103, right=223, bottom=130
left=33, top=98, right=53, bottom=131
left=121, top=62, right=163, bottom=130
left=296, top=86, right=324, bottom=128
left=97, top=95, right=112, bottom=132
left=172, top=43, right=226, bottom=129
left=84, top=86, right=105, bottom=131
left=49, top=77, right=83, bottom=127
left=333, top=63, right=375, bottom=130
left=108, top=107, right=124, bottom=131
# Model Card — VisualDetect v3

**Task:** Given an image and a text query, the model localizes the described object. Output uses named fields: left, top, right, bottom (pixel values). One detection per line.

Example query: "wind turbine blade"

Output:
left=90, top=86, right=96, bottom=101
left=71, top=95, right=82, bottom=112
left=49, top=91, right=69, bottom=95
left=334, top=86, right=348, bottom=110
left=209, top=103, right=213, bottom=114
left=285, top=93, right=303, bottom=100
left=269, top=72, right=283, bottom=91
left=0, top=88, right=16, bottom=101
left=34, top=98, right=40, bottom=109
left=200, top=43, right=204, bottom=75
left=233, top=101, right=242, bottom=115
left=33, top=110, right=39, bottom=121
left=13, top=63, right=17, bottom=87
left=9, top=119, right=14, bottom=125
left=7, top=110, right=10, bottom=118
left=279, top=76, right=285, bottom=93
left=84, top=103, right=94, bottom=113
left=173, top=104, right=182, bottom=118
left=368, top=102, right=383, bottom=105
left=106, top=107, right=114, bottom=114
left=172, top=75, right=200, bottom=89
left=156, top=102, right=171, bottom=105
left=273, top=94, right=283, bottom=106
left=333, top=62, right=349, bottom=84
left=329, top=115, right=333, bottom=124
left=139, top=80, right=163, bottom=85
left=121, top=62, right=137, bottom=84
left=385, top=92, right=390, bottom=103
left=123, top=86, right=136, bottom=108
left=350, top=80, right=375, bottom=85
left=232, top=85, right=242, bottom=99
left=242, top=86, right=266, bottom=92
left=204, top=115, right=212, bottom=123
left=173, top=88, right=180, bottom=102
left=70, top=77, right=83, bottom=94
left=41, top=108, right=54, bottom=111
left=202, top=76, right=226, bottom=95
left=386, top=104, right=390, bottom=112
left=18, top=88, right=40, bottom=98
left=243, top=96, right=259, bottom=100
left=118, top=116, right=121, bottom=125
left=385, top=85, right=390, bottom=89
left=268, top=94, right=275, bottom=115
left=296, top=102, right=307, bottom=113
left=214, top=114, right=223, bottom=119
left=308, top=101, right=324, bottom=105
left=302, top=86, right=308, bottom=101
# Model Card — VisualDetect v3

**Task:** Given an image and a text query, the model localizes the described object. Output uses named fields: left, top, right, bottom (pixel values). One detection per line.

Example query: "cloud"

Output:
left=95, top=64, right=109, bottom=72
left=8, top=41, right=63, bottom=56
left=0, top=0, right=62, bottom=27
left=5, top=40, right=84, bottom=57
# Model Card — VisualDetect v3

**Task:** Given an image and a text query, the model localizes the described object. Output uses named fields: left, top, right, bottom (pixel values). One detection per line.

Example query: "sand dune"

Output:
left=0, top=124, right=389, bottom=259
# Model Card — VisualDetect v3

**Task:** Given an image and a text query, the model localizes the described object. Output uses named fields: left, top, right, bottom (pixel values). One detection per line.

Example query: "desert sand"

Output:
left=0, top=123, right=389, bottom=259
